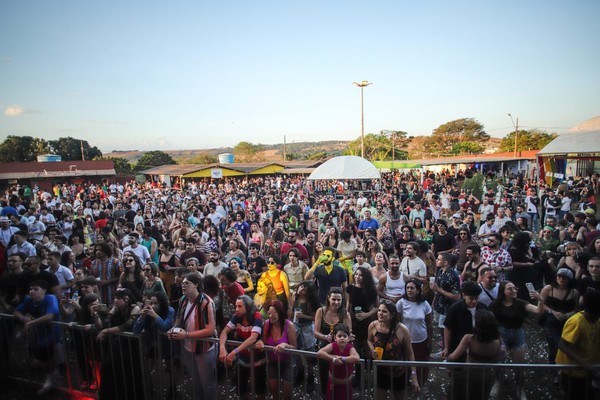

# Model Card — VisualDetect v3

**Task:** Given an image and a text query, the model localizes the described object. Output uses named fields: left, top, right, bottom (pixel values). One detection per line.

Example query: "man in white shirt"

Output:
left=0, top=216, right=18, bottom=248
left=477, top=267, right=499, bottom=307
left=203, top=250, right=228, bottom=277
left=8, top=230, right=37, bottom=257
left=123, top=232, right=151, bottom=264
left=478, top=214, right=497, bottom=238
left=48, top=251, right=74, bottom=296
left=400, top=242, right=427, bottom=284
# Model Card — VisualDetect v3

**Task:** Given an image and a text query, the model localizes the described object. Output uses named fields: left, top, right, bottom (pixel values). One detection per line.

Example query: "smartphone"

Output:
left=525, top=282, right=535, bottom=292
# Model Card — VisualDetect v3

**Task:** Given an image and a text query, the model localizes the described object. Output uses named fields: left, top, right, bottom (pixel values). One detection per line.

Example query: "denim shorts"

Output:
left=499, top=326, right=527, bottom=351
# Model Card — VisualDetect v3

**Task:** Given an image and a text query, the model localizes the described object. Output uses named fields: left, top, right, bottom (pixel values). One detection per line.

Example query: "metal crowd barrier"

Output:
left=1, top=313, right=598, bottom=400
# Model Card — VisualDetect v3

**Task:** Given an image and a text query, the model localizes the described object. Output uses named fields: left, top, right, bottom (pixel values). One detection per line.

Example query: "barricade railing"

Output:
left=1, top=313, right=598, bottom=400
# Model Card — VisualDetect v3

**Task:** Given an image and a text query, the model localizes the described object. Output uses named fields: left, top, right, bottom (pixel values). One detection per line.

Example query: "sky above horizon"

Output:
left=1, top=1, right=599, bottom=153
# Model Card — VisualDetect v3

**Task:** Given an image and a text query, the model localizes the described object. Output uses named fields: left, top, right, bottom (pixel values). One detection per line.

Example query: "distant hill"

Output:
left=105, top=141, right=349, bottom=163
left=104, top=137, right=503, bottom=164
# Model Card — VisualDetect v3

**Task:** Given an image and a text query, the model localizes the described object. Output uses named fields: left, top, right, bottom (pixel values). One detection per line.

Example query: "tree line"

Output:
left=0, top=117, right=557, bottom=173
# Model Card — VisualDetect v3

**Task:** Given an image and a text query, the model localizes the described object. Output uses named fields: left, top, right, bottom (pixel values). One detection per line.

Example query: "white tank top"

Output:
left=385, top=271, right=405, bottom=298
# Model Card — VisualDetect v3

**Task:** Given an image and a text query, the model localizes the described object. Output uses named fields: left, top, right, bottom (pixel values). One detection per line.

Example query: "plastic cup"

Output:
left=354, top=306, right=362, bottom=313
left=429, top=277, right=435, bottom=285
left=374, top=347, right=384, bottom=360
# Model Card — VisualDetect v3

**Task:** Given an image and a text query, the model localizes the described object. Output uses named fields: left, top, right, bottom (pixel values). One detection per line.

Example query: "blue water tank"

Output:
left=218, top=153, right=234, bottom=164
left=37, top=154, right=62, bottom=162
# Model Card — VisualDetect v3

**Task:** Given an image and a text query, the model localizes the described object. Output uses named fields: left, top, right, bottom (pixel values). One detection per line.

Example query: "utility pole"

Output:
left=81, top=140, right=85, bottom=161
left=283, top=134, right=287, bottom=162
left=508, top=114, right=519, bottom=157
left=353, top=81, right=372, bottom=158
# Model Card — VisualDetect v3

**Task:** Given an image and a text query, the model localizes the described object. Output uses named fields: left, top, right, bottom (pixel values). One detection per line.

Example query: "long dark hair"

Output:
left=326, top=287, right=346, bottom=322
left=79, top=293, right=99, bottom=324
left=265, top=300, right=287, bottom=337
left=355, top=267, right=377, bottom=308
left=379, top=299, right=401, bottom=336
left=298, top=280, right=320, bottom=316
left=152, top=291, right=170, bottom=319
left=473, top=310, right=500, bottom=342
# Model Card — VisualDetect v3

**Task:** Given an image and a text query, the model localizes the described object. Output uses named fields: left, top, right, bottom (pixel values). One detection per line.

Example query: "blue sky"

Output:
left=1, top=1, right=599, bottom=152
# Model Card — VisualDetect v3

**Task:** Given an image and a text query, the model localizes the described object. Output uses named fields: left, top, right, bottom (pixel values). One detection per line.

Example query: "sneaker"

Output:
left=430, top=351, right=444, bottom=361
left=515, top=386, right=527, bottom=400
left=37, top=376, right=53, bottom=395
left=489, top=380, right=500, bottom=398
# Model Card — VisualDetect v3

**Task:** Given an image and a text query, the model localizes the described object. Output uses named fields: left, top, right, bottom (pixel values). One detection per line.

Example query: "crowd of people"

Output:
left=0, top=168, right=599, bottom=400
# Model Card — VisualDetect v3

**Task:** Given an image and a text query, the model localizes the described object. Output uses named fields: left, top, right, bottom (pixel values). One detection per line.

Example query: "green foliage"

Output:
left=185, top=153, right=218, bottom=164
left=307, top=151, right=329, bottom=160
left=344, top=130, right=411, bottom=160
left=135, top=150, right=176, bottom=172
left=0, top=136, right=49, bottom=162
left=450, top=141, right=484, bottom=156
left=423, top=118, right=489, bottom=156
left=233, top=141, right=264, bottom=162
left=95, top=156, right=133, bottom=176
left=47, top=137, right=102, bottom=161
left=461, top=173, right=485, bottom=199
left=498, top=129, right=557, bottom=152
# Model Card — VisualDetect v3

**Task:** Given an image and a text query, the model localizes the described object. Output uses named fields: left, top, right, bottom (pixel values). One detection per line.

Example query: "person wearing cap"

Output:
left=538, top=267, right=579, bottom=366
left=431, top=219, right=455, bottom=257
left=447, top=213, right=463, bottom=237
left=0, top=216, right=18, bottom=248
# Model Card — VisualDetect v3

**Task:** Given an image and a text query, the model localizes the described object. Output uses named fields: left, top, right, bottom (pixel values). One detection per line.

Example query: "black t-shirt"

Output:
left=577, top=277, right=600, bottom=294
left=432, top=232, right=455, bottom=255
left=444, top=300, right=488, bottom=358
left=18, top=270, right=60, bottom=298
left=490, top=299, right=528, bottom=329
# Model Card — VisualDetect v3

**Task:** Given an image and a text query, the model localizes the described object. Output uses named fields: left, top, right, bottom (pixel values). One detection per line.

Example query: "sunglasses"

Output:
left=126, top=258, right=135, bottom=262
left=379, top=299, right=393, bottom=305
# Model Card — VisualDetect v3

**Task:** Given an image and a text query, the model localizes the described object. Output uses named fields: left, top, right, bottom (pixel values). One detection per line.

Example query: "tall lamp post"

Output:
left=353, top=80, right=372, bottom=158
left=508, top=113, right=519, bottom=157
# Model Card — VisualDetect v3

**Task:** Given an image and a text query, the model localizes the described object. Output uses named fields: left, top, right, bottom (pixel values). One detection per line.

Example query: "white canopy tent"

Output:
left=307, top=156, right=381, bottom=180
left=538, top=115, right=600, bottom=156
left=537, top=115, right=600, bottom=184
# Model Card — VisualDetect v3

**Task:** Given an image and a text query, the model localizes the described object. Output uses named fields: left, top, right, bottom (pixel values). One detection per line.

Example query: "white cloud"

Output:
left=4, top=105, right=41, bottom=117
left=4, top=105, right=24, bottom=117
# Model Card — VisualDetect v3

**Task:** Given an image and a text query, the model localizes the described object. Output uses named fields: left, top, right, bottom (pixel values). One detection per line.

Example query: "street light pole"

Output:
left=508, top=113, right=519, bottom=157
left=353, top=80, right=372, bottom=158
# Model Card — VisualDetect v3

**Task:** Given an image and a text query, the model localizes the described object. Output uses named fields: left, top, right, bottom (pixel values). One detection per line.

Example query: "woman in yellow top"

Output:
left=261, top=254, right=292, bottom=317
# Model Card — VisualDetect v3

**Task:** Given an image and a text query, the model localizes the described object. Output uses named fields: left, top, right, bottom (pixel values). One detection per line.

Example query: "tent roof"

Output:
left=307, top=156, right=380, bottom=180
left=538, top=115, right=600, bottom=156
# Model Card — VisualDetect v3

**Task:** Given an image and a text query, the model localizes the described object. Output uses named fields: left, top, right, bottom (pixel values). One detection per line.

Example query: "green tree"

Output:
left=344, top=130, right=410, bottom=160
left=135, top=150, right=176, bottom=172
left=187, top=153, right=218, bottom=164
left=307, top=151, right=329, bottom=160
left=423, top=118, right=489, bottom=156
left=47, top=137, right=102, bottom=161
left=233, top=141, right=264, bottom=162
left=0, top=136, right=49, bottom=162
left=94, top=156, right=133, bottom=176
left=498, top=129, right=557, bottom=152
left=450, top=141, right=484, bottom=155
